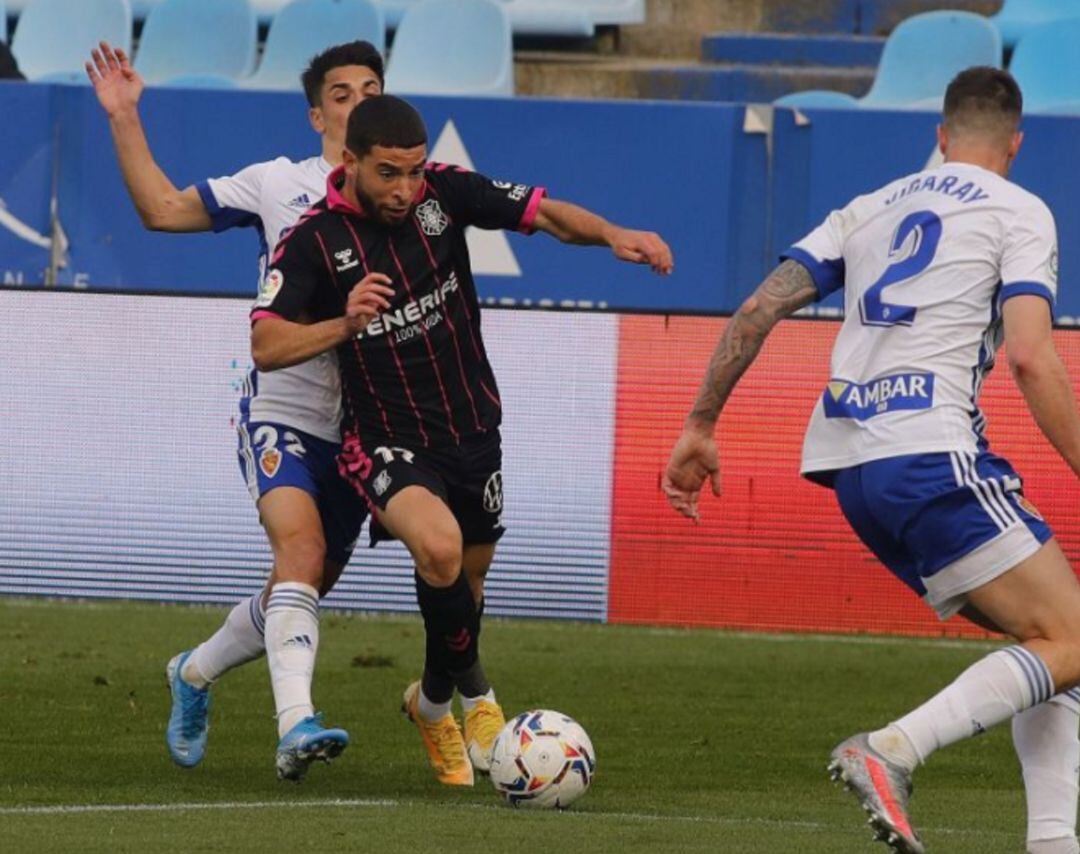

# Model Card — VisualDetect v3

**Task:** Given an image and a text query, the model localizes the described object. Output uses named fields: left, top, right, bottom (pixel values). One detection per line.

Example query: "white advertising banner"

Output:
left=0, top=291, right=617, bottom=620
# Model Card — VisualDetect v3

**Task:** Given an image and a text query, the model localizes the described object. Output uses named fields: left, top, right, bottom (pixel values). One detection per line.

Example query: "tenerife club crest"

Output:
left=415, top=199, right=448, bottom=236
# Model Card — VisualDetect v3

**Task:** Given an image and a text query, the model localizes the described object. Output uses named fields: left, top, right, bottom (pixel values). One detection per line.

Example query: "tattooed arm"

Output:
left=662, top=260, right=819, bottom=520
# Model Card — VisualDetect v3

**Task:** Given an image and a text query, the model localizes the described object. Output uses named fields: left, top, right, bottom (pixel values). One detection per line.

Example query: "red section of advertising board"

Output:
left=608, top=315, right=1080, bottom=637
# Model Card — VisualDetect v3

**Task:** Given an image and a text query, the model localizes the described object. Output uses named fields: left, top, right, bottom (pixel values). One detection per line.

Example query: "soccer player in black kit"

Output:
left=251, top=95, right=673, bottom=786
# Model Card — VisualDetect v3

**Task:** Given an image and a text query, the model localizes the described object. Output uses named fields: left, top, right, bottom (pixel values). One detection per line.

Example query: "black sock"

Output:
left=421, top=666, right=454, bottom=706
left=452, top=659, right=491, bottom=699
left=414, top=571, right=480, bottom=697
left=452, top=595, right=490, bottom=697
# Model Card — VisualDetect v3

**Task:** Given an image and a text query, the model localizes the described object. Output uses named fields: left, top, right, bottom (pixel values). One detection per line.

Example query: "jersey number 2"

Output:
left=860, top=210, right=942, bottom=327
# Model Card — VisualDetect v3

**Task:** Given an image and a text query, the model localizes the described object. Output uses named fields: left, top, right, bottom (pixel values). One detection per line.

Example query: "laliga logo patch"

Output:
left=483, top=471, right=503, bottom=514
left=260, top=447, right=282, bottom=478
left=416, top=199, right=448, bottom=236
left=254, top=269, right=284, bottom=309
left=373, top=469, right=392, bottom=497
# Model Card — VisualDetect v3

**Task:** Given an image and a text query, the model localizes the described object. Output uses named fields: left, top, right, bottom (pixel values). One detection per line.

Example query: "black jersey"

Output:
left=253, top=163, right=546, bottom=449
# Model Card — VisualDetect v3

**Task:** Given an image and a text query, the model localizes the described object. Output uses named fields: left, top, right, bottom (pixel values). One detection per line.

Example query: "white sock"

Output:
left=1015, top=689, right=1080, bottom=849
left=265, top=582, right=319, bottom=738
left=1029, top=838, right=1080, bottom=854
left=875, top=646, right=1054, bottom=768
left=418, top=687, right=452, bottom=722
left=183, top=593, right=266, bottom=689
left=460, top=688, right=496, bottom=713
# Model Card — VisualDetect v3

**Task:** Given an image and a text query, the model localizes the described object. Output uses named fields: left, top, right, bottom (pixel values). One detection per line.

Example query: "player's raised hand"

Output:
left=662, top=426, right=722, bottom=522
left=345, top=273, right=394, bottom=334
left=86, top=41, right=143, bottom=116
left=609, top=228, right=674, bottom=276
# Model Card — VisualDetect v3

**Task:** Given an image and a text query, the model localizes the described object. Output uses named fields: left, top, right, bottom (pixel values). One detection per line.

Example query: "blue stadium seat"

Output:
left=11, top=0, right=131, bottom=82
left=1009, top=19, right=1080, bottom=114
left=860, top=11, right=1001, bottom=109
left=245, top=0, right=385, bottom=91
left=385, top=0, right=512, bottom=96
left=135, top=0, right=257, bottom=86
left=1035, top=101, right=1080, bottom=116
left=992, top=0, right=1080, bottom=50
left=777, top=11, right=1001, bottom=111
left=130, top=0, right=327, bottom=24
left=500, top=1, right=593, bottom=37
left=374, top=0, right=416, bottom=28
left=378, top=0, right=593, bottom=37
left=774, top=90, right=859, bottom=110
left=159, top=73, right=240, bottom=88
left=575, top=0, right=644, bottom=26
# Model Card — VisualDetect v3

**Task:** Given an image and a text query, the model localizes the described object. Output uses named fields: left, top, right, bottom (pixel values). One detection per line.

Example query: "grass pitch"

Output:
left=0, top=598, right=1028, bottom=852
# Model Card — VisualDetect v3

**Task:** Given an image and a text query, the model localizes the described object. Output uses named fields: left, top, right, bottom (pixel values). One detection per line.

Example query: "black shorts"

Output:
left=356, top=430, right=505, bottom=547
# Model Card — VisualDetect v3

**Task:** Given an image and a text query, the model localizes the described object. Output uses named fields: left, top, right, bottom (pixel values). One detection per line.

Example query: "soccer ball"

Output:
left=488, top=709, right=595, bottom=809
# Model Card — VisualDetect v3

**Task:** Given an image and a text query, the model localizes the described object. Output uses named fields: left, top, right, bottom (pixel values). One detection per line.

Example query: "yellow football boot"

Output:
left=463, top=697, right=506, bottom=773
left=401, top=681, right=475, bottom=787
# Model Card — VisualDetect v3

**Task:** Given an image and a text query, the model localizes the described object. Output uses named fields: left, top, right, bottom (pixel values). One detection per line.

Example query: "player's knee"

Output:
left=415, top=537, right=463, bottom=587
left=274, top=533, right=327, bottom=585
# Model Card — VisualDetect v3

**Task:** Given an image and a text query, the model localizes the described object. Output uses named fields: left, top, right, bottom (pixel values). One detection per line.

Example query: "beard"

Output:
left=354, top=179, right=409, bottom=228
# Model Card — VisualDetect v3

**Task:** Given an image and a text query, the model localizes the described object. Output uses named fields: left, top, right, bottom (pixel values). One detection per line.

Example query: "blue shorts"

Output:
left=236, top=421, right=367, bottom=566
left=832, top=450, right=1053, bottom=619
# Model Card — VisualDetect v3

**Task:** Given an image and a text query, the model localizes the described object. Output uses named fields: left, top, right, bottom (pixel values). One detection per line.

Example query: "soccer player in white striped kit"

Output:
left=665, top=67, right=1080, bottom=854
left=87, top=40, right=383, bottom=782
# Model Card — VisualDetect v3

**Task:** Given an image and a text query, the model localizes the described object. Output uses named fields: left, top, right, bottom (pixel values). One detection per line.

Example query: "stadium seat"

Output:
left=374, top=0, right=416, bottom=28
left=500, top=1, right=593, bottom=38
left=10, top=0, right=131, bottom=82
left=1009, top=19, right=1080, bottom=114
left=776, top=11, right=1001, bottom=112
left=991, top=0, right=1080, bottom=50
left=135, top=0, right=257, bottom=86
left=128, top=0, right=161, bottom=15
left=159, top=73, right=240, bottom=88
left=134, top=0, right=326, bottom=24
left=774, top=90, right=859, bottom=110
left=860, top=12, right=1001, bottom=109
left=575, top=0, right=645, bottom=26
left=385, top=0, right=513, bottom=96
left=245, top=0, right=385, bottom=91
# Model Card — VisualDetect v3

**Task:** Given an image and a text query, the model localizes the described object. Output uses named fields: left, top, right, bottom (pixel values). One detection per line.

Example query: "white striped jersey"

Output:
left=196, top=155, right=342, bottom=442
left=784, top=161, right=1059, bottom=479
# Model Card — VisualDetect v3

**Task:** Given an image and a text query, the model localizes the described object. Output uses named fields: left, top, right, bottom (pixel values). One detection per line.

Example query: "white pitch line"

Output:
left=0, top=799, right=397, bottom=816
left=0, top=798, right=1015, bottom=838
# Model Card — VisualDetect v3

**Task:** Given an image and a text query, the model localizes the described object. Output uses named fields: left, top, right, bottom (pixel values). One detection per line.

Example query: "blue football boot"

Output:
left=165, top=650, right=210, bottom=768
left=275, top=713, right=349, bottom=782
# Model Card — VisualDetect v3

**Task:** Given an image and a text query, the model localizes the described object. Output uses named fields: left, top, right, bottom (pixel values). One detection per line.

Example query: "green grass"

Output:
left=0, top=598, right=1028, bottom=853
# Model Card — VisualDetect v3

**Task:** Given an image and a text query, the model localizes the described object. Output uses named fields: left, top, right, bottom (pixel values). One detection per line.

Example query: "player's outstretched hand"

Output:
left=609, top=228, right=674, bottom=276
left=345, top=273, right=394, bottom=334
left=86, top=41, right=143, bottom=116
left=662, top=426, right=721, bottom=522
